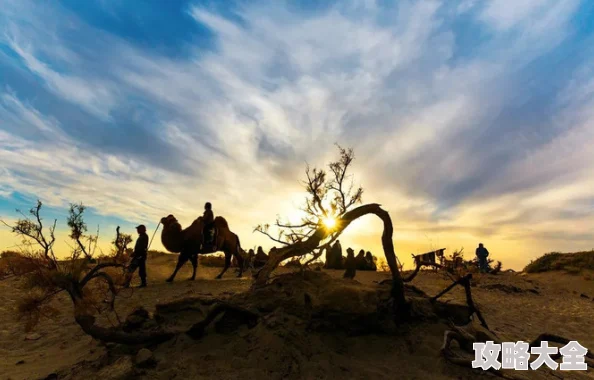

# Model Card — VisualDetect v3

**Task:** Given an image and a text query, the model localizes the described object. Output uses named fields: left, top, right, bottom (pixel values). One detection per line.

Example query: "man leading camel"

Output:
left=124, top=225, right=149, bottom=288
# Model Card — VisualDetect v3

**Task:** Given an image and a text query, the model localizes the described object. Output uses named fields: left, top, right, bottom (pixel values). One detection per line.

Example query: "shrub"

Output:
left=524, top=251, right=594, bottom=273
left=0, top=251, right=39, bottom=277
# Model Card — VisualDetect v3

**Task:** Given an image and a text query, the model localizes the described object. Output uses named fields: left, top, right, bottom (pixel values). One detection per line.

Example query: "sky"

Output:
left=0, top=0, right=593, bottom=270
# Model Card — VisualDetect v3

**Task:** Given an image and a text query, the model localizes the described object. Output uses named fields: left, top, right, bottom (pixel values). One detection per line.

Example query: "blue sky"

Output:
left=1, top=0, right=593, bottom=268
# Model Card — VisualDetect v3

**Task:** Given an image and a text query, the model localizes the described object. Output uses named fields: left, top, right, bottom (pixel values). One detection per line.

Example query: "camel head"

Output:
left=160, top=214, right=178, bottom=228
left=160, top=214, right=184, bottom=253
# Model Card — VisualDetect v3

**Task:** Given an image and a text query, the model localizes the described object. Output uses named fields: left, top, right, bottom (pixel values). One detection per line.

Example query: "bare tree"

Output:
left=1, top=200, right=171, bottom=345
left=255, top=145, right=363, bottom=262
left=67, top=203, right=99, bottom=260
left=112, top=226, right=133, bottom=261
left=254, top=146, right=408, bottom=315
left=1, top=200, right=58, bottom=268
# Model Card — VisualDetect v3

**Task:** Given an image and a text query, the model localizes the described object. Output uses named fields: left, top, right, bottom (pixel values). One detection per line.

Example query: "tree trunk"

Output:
left=253, top=203, right=408, bottom=314
left=67, top=284, right=174, bottom=345
left=74, top=314, right=174, bottom=345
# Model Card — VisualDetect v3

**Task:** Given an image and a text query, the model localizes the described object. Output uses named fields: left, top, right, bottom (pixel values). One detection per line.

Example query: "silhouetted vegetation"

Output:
left=0, top=200, right=172, bottom=345
left=524, top=250, right=594, bottom=273
left=253, top=146, right=409, bottom=317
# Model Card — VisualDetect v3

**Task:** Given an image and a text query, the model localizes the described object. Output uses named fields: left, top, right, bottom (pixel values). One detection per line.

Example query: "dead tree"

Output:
left=2, top=200, right=173, bottom=345
left=1, top=200, right=58, bottom=268
left=254, top=146, right=408, bottom=316
left=112, top=226, right=133, bottom=261
left=67, top=203, right=99, bottom=260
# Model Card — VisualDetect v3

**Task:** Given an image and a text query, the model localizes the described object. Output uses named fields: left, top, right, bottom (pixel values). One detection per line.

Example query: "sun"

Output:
left=323, top=217, right=337, bottom=229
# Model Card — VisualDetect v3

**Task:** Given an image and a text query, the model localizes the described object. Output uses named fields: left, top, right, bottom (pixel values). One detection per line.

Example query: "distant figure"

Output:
left=476, top=243, right=490, bottom=273
left=325, top=240, right=343, bottom=269
left=254, top=246, right=268, bottom=268
left=355, top=249, right=367, bottom=270
left=324, top=245, right=333, bottom=269
left=343, top=248, right=356, bottom=279
left=202, top=202, right=216, bottom=251
left=246, top=248, right=255, bottom=269
left=125, top=225, right=149, bottom=288
left=333, top=240, right=343, bottom=269
left=234, top=248, right=253, bottom=270
left=365, top=251, right=377, bottom=271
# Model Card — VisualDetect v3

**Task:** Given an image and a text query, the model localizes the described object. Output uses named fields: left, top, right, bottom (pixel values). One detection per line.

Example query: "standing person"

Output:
left=125, top=225, right=149, bottom=288
left=365, top=251, right=377, bottom=271
left=476, top=243, right=490, bottom=273
left=254, top=246, right=268, bottom=268
left=355, top=249, right=367, bottom=270
left=324, top=246, right=331, bottom=269
left=326, top=241, right=339, bottom=269
left=246, top=248, right=255, bottom=270
left=333, top=240, right=343, bottom=269
left=343, top=248, right=356, bottom=279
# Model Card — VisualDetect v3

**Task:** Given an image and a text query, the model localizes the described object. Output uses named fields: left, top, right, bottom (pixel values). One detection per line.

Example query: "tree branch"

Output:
left=253, top=203, right=407, bottom=314
left=253, top=227, right=290, bottom=246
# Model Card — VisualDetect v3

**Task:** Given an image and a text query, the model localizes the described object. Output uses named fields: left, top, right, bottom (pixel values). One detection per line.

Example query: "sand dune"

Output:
left=1, top=255, right=593, bottom=380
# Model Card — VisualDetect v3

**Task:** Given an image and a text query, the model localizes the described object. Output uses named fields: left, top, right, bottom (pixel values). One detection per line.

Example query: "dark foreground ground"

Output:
left=1, top=253, right=593, bottom=380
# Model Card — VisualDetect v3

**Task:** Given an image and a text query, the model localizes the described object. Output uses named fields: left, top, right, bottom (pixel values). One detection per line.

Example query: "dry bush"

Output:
left=0, top=250, right=39, bottom=277
left=524, top=250, right=594, bottom=273
left=0, top=200, right=139, bottom=343
left=377, top=257, right=390, bottom=272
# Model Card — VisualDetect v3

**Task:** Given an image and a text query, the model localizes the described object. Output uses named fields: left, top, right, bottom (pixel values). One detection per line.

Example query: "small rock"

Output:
left=135, top=348, right=156, bottom=368
left=580, top=293, right=589, bottom=299
left=25, top=333, right=42, bottom=341
left=15, top=360, right=24, bottom=365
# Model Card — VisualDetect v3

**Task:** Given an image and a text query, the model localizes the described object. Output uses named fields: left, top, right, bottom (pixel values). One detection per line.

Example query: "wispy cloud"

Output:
left=0, top=0, right=593, bottom=267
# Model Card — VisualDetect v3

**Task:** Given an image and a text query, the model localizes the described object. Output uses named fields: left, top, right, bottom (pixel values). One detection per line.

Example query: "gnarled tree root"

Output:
left=430, top=274, right=489, bottom=330
left=403, top=261, right=443, bottom=283
left=186, top=301, right=261, bottom=339
left=441, top=324, right=594, bottom=378
left=75, top=315, right=175, bottom=345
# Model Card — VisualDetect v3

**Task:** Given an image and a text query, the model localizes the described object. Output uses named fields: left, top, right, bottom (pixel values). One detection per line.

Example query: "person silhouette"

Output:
left=343, top=248, right=356, bottom=279
left=203, top=202, right=215, bottom=250
left=365, top=251, right=377, bottom=271
left=124, top=225, right=149, bottom=288
left=476, top=243, right=490, bottom=273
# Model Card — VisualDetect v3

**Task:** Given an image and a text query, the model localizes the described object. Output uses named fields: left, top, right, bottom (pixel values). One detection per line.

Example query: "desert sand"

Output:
left=1, top=253, right=593, bottom=380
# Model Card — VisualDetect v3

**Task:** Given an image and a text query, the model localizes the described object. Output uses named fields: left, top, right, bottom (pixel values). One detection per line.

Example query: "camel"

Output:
left=160, top=214, right=245, bottom=282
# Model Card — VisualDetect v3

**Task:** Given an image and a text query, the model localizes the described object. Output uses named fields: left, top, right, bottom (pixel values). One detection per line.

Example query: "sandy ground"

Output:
left=1, top=254, right=593, bottom=380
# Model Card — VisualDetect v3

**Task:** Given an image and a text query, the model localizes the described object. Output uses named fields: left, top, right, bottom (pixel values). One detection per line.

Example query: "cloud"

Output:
left=0, top=0, right=593, bottom=266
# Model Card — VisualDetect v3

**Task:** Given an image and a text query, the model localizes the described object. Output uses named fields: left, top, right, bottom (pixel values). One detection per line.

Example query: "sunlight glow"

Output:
left=323, top=217, right=336, bottom=229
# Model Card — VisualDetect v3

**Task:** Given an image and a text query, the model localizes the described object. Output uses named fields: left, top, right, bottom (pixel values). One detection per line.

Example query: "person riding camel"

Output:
left=203, top=202, right=216, bottom=251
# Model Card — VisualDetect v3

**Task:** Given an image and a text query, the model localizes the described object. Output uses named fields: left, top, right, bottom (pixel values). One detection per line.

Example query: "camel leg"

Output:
left=216, top=252, right=232, bottom=279
left=234, top=248, right=244, bottom=278
left=189, top=254, right=198, bottom=281
left=167, top=252, right=190, bottom=282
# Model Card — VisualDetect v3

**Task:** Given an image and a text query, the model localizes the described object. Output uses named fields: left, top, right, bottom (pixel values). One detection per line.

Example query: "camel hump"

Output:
left=214, top=216, right=229, bottom=230
left=189, top=216, right=203, bottom=228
